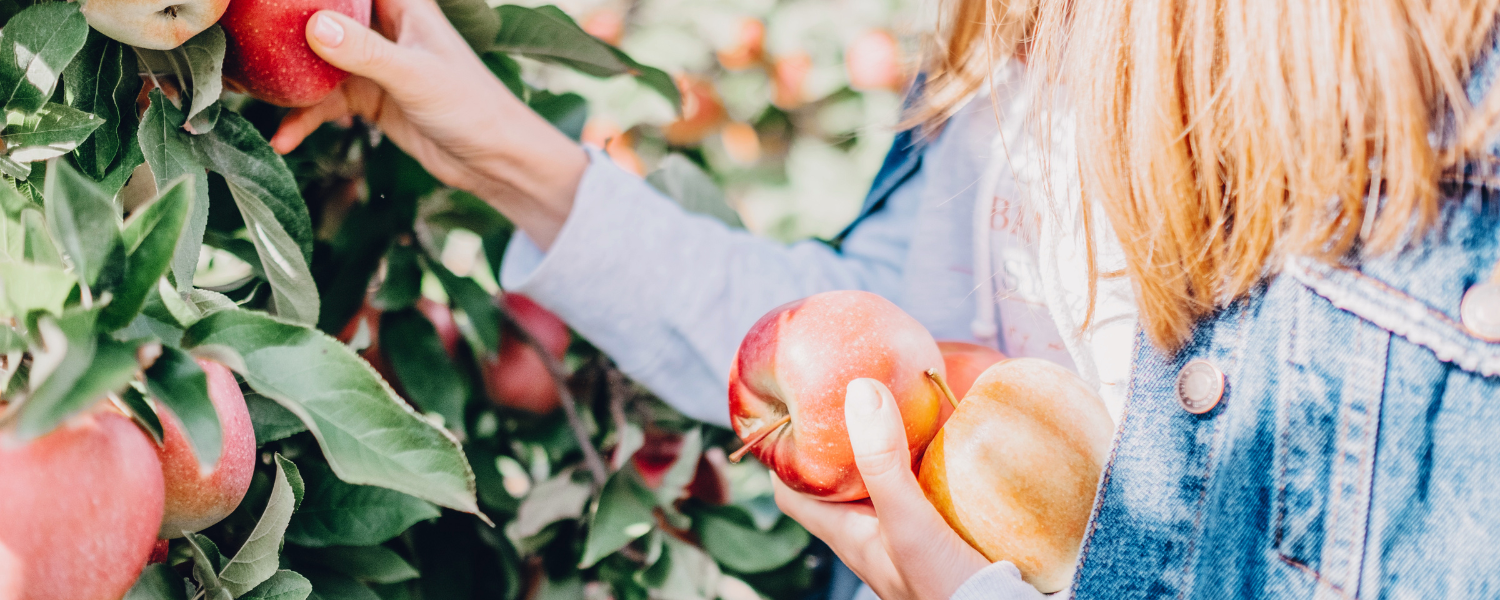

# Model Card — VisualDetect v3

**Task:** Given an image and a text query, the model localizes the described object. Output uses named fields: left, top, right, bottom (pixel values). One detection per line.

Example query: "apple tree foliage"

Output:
left=0, top=1, right=817, bottom=599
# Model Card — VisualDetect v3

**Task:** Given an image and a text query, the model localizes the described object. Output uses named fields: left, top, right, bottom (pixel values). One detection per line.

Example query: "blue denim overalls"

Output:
left=1070, top=37, right=1500, bottom=600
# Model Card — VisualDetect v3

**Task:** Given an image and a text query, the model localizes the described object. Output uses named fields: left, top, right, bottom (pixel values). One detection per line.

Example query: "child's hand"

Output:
left=774, top=379, right=991, bottom=600
left=270, top=0, right=586, bottom=248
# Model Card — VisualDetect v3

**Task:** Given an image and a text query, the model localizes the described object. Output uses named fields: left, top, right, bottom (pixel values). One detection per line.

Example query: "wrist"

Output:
left=470, top=102, right=588, bottom=249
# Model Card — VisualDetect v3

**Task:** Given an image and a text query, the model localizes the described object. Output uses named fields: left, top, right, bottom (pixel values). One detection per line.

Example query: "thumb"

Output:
left=845, top=378, right=923, bottom=508
left=305, top=11, right=413, bottom=90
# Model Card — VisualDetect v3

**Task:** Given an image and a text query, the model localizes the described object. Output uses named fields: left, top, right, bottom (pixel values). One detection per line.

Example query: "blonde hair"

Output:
left=1034, top=0, right=1500, bottom=349
left=908, top=0, right=1040, bottom=131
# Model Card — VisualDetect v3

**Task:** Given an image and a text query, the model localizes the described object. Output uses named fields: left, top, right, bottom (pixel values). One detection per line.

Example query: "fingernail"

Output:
left=313, top=14, right=345, bottom=47
left=846, top=379, right=884, bottom=416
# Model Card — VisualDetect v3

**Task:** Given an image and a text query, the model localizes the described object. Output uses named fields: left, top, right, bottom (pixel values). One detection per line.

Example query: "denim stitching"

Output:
left=1286, top=258, right=1500, bottom=376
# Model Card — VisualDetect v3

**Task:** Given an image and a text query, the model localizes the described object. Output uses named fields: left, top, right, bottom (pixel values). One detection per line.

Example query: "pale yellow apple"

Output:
left=81, top=0, right=230, bottom=50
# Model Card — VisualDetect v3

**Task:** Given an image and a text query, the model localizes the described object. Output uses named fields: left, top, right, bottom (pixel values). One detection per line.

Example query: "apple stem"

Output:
left=728, top=415, right=792, bottom=463
left=926, top=369, right=960, bottom=409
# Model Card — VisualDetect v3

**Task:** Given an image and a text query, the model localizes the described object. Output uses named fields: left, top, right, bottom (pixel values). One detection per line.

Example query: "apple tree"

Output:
left=0, top=1, right=820, bottom=599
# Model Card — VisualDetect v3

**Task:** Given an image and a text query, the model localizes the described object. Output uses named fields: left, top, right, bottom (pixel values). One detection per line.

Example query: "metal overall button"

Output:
left=1176, top=359, right=1225, bottom=414
left=1460, top=281, right=1500, bottom=342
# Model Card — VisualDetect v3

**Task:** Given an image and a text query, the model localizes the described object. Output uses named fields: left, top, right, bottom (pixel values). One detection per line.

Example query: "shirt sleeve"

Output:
left=948, top=562, right=1050, bottom=600
left=499, top=148, right=923, bottom=427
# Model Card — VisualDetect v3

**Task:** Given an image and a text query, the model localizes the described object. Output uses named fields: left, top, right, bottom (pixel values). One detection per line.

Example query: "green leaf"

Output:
left=380, top=307, right=467, bottom=428
left=123, top=564, right=190, bottom=600
left=184, top=532, right=232, bottom=600
left=504, top=468, right=592, bottom=544
left=655, top=537, right=722, bottom=600
left=694, top=508, right=809, bottom=573
left=0, top=261, right=74, bottom=318
left=101, top=176, right=193, bottom=330
left=181, top=309, right=479, bottom=514
left=63, top=30, right=139, bottom=180
left=0, top=2, right=88, bottom=113
left=304, top=546, right=420, bottom=584
left=653, top=427, right=702, bottom=506
left=437, top=0, right=499, bottom=53
left=285, top=461, right=441, bottom=548
left=4, top=103, right=104, bottom=162
left=371, top=244, right=420, bottom=311
left=246, top=390, right=307, bottom=445
left=241, top=570, right=313, bottom=600
left=117, top=385, right=164, bottom=444
left=219, top=455, right=305, bottom=596
left=42, top=159, right=121, bottom=288
left=480, top=51, right=525, bottom=99
left=135, top=25, right=225, bottom=133
left=227, top=179, right=319, bottom=325
left=305, top=572, right=382, bottom=600
left=528, top=91, right=587, bottom=141
left=196, top=110, right=312, bottom=263
left=647, top=155, right=743, bottom=228
left=492, top=5, right=678, bottom=108
left=579, top=470, right=657, bottom=568
left=427, top=259, right=498, bottom=354
left=144, top=345, right=221, bottom=470
left=139, top=89, right=208, bottom=294
left=16, top=320, right=141, bottom=440
left=18, top=205, right=60, bottom=266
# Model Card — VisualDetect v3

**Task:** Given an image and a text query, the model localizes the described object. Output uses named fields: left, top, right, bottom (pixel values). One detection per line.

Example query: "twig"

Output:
left=605, top=363, right=630, bottom=436
left=503, top=313, right=608, bottom=491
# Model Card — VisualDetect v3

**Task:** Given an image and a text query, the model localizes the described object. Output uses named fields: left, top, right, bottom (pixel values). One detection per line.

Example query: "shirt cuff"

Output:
left=948, top=562, right=1049, bottom=600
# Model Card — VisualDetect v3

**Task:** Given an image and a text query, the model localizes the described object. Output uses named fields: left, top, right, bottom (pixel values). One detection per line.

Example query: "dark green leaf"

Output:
left=18, top=205, right=60, bottom=266
left=219, top=454, right=303, bottom=596
left=528, top=91, right=587, bottom=141
left=241, top=570, right=313, bottom=600
left=304, top=546, right=419, bottom=584
left=123, top=564, right=190, bottom=600
left=695, top=508, right=810, bottom=573
left=380, top=307, right=467, bottom=428
left=0, top=154, right=25, bottom=178
left=139, top=89, right=208, bottom=294
left=286, top=461, right=441, bottom=548
left=4, top=102, right=104, bottom=162
left=503, top=468, right=592, bottom=545
left=491, top=5, right=678, bottom=108
left=135, top=25, right=225, bottom=133
left=196, top=110, right=312, bottom=263
left=305, top=571, right=382, bottom=600
left=246, top=390, right=306, bottom=445
left=63, top=30, right=139, bottom=180
left=117, top=385, right=164, bottom=444
left=579, top=470, right=657, bottom=568
left=437, top=0, right=499, bottom=53
left=480, top=52, right=525, bottom=99
left=144, top=344, right=221, bottom=470
left=646, top=155, right=743, bottom=228
left=427, top=259, right=498, bottom=354
left=181, top=309, right=479, bottom=514
left=0, top=2, right=88, bottom=113
left=371, top=244, right=420, bottom=311
left=101, top=176, right=193, bottom=330
left=42, top=159, right=121, bottom=288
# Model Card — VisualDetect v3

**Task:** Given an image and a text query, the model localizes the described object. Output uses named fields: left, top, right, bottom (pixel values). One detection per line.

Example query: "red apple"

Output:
left=81, top=0, right=231, bottom=50
left=728, top=290, right=945, bottom=501
left=156, top=359, right=256, bottom=538
left=221, top=0, right=373, bottom=107
left=918, top=358, right=1114, bottom=593
left=935, top=341, right=1006, bottom=425
left=0, top=539, right=20, bottom=600
left=687, top=447, right=733, bottom=506
left=483, top=294, right=571, bottom=414
left=845, top=29, right=904, bottom=92
left=632, top=428, right=685, bottom=489
left=0, top=406, right=165, bottom=600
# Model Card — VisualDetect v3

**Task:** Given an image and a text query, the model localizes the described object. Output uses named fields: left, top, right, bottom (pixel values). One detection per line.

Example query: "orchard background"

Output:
left=0, top=0, right=919, bottom=598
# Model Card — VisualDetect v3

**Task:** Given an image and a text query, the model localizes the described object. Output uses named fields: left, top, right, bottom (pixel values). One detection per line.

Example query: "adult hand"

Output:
left=774, top=379, right=991, bottom=600
left=269, top=0, right=587, bottom=248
